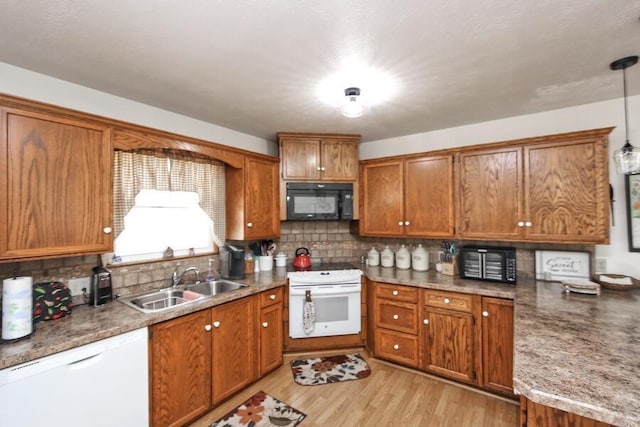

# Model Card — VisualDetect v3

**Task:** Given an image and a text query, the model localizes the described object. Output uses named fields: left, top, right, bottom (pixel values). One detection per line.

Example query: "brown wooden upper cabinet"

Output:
left=458, top=128, right=611, bottom=244
left=359, top=155, right=455, bottom=237
left=226, top=155, right=280, bottom=240
left=278, top=132, right=360, bottom=181
left=0, top=107, right=113, bottom=261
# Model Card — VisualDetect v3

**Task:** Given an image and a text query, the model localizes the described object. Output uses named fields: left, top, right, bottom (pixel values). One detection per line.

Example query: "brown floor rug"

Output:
left=210, top=390, right=306, bottom=427
left=290, top=353, right=371, bottom=386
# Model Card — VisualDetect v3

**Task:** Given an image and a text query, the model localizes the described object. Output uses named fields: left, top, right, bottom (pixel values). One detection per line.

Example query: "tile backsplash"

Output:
left=0, top=220, right=594, bottom=302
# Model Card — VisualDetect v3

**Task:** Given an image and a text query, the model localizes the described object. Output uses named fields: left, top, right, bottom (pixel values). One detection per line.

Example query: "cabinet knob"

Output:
left=423, top=319, right=429, bottom=325
left=247, top=222, right=253, bottom=228
left=269, top=294, right=276, bottom=300
left=262, top=322, right=269, bottom=328
left=320, top=166, right=326, bottom=171
left=316, top=167, right=322, bottom=171
left=213, top=321, right=221, bottom=328
left=525, top=221, right=532, bottom=227
left=204, top=324, right=212, bottom=331
left=404, top=221, right=410, bottom=226
left=103, top=227, right=112, bottom=234
left=482, top=311, right=489, bottom=317
left=393, top=314, right=399, bottom=320
left=444, top=298, right=450, bottom=304
left=398, top=221, right=404, bottom=226
left=392, top=290, right=399, bottom=296
left=517, top=221, right=525, bottom=227
left=393, top=344, right=400, bottom=350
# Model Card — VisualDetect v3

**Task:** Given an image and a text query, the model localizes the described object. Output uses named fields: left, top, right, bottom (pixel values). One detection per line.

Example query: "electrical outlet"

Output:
left=68, top=277, right=91, bottom=296
left=595, top=257, right=607, bottom=273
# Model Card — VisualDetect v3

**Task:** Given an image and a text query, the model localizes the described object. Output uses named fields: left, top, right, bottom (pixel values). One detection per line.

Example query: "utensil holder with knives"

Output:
left=440, top=255, right=459, bottom=276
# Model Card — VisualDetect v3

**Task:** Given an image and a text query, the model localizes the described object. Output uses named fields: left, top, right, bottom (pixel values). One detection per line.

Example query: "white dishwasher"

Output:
left=0, top=327, right=149, bottom=427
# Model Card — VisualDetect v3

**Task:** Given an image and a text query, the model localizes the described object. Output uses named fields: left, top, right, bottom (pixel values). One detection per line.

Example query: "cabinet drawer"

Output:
left=423, top=290, right=474, bottom=313
left=376, top=300, right=418, bottom=334
left=259, top=287, right=283, bottom=308
left=375, top=329, right=419, bottom=368
left=375, top=284, right=418, bottom=303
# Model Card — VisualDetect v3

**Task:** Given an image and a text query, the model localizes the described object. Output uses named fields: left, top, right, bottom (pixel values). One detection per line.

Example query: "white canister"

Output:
left=275, top=252, right=287, bottom=267
left=395, top=244, right=411, bottom=269
left=367, top=247, right=380, bottom=266
left=412, top=244, right=429, bottom=271
left=381, top=246, right=394, bottom=268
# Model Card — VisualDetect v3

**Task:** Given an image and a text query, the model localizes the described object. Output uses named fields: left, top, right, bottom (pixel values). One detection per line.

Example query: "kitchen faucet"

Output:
left=172, top=266, right=200, bottom=287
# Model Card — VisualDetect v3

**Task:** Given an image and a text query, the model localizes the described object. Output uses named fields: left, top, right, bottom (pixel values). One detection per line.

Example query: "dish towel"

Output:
left=303, top=291, right=315, bottom=334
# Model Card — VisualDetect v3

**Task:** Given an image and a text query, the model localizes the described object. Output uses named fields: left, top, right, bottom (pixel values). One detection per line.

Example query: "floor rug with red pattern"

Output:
left=290, top=353, right=371, bottom=386
left=210, top=390, right=305, bottom=427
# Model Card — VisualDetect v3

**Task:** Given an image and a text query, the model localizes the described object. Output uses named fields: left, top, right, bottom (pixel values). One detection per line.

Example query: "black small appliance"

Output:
left=459, top=246, right=517, bottom=284
left=90, top=266, right=113, bottom=306
left=286, top=182, right=353, bottom=220
left=221, top=244, right=245, bottom=280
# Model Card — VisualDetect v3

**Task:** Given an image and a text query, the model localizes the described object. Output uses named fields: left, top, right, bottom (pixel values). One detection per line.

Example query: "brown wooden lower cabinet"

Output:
left=520, top=396, right=612, bottom=427
left=481, top=297, right=515, bottom=396
left=150, top=310, right=212, bottom=427
left=211, top=296, right=255, bottom=404
left=150, top=290, right=284, bottom=427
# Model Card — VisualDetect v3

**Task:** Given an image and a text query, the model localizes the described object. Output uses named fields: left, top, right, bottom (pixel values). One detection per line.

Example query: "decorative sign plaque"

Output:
left=535, top=250, right=591, bottom=281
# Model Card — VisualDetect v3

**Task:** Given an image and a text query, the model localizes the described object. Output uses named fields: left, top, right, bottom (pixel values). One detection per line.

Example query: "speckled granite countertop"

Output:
left=513, top=281, right=640, bottom=427
left=3, top=266, right=638, bottom=426
left=0, top=267, right=289, bottom=370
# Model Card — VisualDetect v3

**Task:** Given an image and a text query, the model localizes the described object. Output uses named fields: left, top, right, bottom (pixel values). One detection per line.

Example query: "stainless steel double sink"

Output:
left=119, top=280, right=247, bottom=314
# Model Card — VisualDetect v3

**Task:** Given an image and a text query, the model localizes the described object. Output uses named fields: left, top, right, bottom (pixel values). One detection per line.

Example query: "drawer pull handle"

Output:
left=204, top=324, right=212, bottom=331
left=423, top=319, right=429, bottom=325
left=393, top=314, right=399, bottom=320
left=444, top=298, right=450, bottom=304
left=482, top=311, right=489, bottom=317
left=392, top=290, right=399, bottom=296
left=269, top=294, right=276, bottom=300
left=213, top=321, right=221, bottom=328
left=393, top=344, right=400, bottom=350
left=262, top=322, right=269, bottom=328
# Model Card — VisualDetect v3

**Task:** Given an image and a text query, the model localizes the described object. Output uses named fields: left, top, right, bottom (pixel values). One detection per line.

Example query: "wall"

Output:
left=360, top=96, right=640, bottom=278
left=0, top=62, right=277, bottom=156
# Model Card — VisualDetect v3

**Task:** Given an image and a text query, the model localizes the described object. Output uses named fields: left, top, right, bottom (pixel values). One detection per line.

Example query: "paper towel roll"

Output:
left=2, top=276, right=33, bottom=340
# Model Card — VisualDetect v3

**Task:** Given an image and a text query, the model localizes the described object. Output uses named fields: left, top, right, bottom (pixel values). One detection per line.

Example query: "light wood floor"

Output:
left=191, top=349, right=519, bottom=427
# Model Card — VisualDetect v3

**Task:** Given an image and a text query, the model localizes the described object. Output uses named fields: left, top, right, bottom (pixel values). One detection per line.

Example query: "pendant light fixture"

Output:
left=342, top=87, right=365, bottom=118
left=611, top=55, right=640, bottom=175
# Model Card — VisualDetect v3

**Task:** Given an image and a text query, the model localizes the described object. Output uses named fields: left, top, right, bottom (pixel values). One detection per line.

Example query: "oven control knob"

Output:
left=444, top=298, right=450, bottom=304
left=262, top=322, right=269, bottom=328
left=204, top=324, right=212, bottom=331
left=393, top=314, right=399, bottom=320
left=392, top=290, right=399, bottom=296
left=423, top=319, right=429, bottom=325
left=393, top=344, right=400, bottom=350
left=213, top=321, right=221, bottom=328
left=482, top=311, right=489, bottom=317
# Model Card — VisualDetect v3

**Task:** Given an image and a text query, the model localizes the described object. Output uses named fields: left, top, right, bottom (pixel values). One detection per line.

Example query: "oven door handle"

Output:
left=289, top=284, right=360, bottom=296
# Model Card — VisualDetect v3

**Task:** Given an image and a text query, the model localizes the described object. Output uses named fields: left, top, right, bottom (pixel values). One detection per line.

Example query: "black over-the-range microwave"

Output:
left=286, top=182, right=353, bottom=220
left=459, top=246, right=517, bottom=284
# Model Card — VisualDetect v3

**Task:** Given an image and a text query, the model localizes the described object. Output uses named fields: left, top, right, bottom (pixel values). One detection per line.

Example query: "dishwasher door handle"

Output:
left=67, top=352, right=104, bottom=370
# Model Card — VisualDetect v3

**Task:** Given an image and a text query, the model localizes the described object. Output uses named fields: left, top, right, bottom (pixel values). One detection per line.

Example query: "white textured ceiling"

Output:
left=0, top=1, right=639, bottom=143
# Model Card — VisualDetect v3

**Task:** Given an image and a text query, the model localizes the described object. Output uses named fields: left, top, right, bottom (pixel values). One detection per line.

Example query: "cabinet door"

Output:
left=150, top=310, right=212, bottom=427
left=482, top=297, right=514, bottom=396
left=405, top=155, right=455, bottom=237
left=211, top=296, right=255, bottom=404
left=320, top=139, right=358, bottom=180
left=422, top=307, right=478, bottom=384
left=360, top=160, right=404, bottom=236
left=226, top=156, right=280, bottom=240
left=259, top=302, right=283, bottom=376
left=458, top=146, right=523, bottom=240
left=0, top=108, right=112, bottom=260
left=374, top=328, right=420, bottom=368
left=280, top=138, right=321, bottom=180
left=524, top=138, right=609, bottom=243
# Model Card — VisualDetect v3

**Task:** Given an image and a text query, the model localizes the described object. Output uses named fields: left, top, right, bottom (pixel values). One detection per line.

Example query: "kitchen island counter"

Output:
left=513, top=281, right=640, bottom=426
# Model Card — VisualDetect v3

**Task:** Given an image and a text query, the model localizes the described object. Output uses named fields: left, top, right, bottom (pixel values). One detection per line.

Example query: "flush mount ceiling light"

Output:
left=342, top=87, right=365, bottom=118
left=611, top=55, right=640, bottom=175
